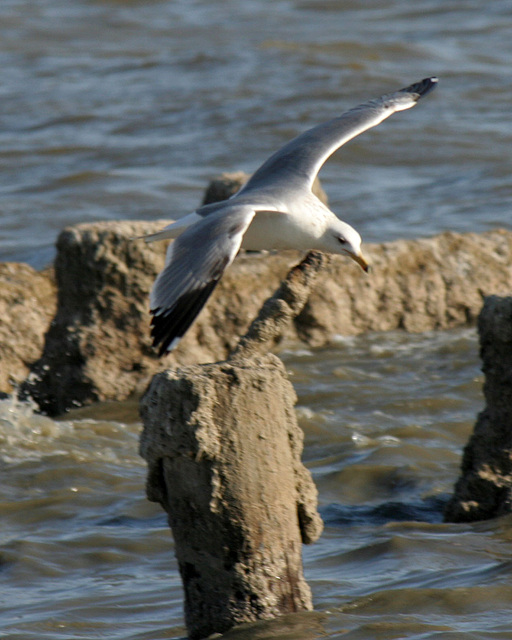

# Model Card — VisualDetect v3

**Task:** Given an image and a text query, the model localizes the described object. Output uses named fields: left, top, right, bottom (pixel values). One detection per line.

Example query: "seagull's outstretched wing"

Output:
left=240, top=77, right=438, bottom=195
left=150, top=204, right=256, bottom=355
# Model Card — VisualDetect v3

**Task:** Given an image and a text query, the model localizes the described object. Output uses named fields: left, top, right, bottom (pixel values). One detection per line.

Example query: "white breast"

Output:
left=242, top=201, right=329, bottom=252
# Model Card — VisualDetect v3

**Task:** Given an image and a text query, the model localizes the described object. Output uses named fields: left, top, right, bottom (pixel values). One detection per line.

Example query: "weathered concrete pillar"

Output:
left=139, top=355, right=323, bottom=639
left=444, top=295, right=512, bottom=522
left=139, top=252, right=326, bottom=638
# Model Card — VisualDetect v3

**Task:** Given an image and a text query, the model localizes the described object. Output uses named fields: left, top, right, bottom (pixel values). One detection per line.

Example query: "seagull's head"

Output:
left=325, top=219, right=370, bottom=273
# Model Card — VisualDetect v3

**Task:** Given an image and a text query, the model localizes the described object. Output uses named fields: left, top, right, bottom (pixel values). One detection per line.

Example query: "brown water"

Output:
left=3, top=328, right=508, bottom=639
left=2, top=0, right=512, bottom=638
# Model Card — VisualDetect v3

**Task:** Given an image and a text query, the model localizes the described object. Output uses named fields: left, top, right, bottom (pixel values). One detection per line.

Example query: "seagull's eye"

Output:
left=337, top=236, right=347, bottom=245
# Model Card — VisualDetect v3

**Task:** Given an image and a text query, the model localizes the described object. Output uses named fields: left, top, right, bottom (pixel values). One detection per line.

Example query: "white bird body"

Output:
left=241, top=199, right=346, bottom=252
left=147, top=77, right=438, bottom=355
left=146, top=194, right=339, bottom=252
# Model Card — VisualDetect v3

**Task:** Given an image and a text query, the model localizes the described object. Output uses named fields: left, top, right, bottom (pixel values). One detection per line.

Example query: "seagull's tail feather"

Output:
left=142, top=211, right=206, bottom=244
left=142, top=228, right=177, bottom=244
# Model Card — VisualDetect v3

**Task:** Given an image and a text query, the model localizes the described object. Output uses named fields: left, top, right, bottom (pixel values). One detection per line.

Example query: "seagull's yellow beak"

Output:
left=350, top=250, right=370, bottom=273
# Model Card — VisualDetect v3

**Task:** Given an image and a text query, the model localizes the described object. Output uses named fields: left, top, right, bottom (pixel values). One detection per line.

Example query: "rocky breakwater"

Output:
left=445, top=296, right=512, bottom=523
left=16, top=222, right=512, bottom=415
left=0, top=263, right=56, bottom=394
left=1, top=172, right=511, bottom=413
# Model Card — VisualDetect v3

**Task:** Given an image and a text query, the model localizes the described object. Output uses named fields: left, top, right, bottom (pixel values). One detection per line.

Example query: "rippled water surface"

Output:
left=4, top=328, right=509, bottom=640
left=2, top=0, right=512, bottom=638
left=1, top=0, right=511, bottom=267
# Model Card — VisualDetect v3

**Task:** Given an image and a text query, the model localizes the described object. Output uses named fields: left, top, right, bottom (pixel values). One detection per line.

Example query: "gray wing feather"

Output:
left=240, top=77, right=437, bottom=195
left=150, top=204, right=255, bottom=354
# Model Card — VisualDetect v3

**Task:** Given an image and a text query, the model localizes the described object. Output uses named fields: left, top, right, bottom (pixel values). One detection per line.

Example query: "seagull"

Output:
left=147, top=77, right=437, bottom=356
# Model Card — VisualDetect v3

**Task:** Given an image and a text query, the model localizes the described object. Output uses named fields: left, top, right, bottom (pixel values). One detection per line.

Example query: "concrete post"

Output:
left=445, top=295, right=512, bottom=522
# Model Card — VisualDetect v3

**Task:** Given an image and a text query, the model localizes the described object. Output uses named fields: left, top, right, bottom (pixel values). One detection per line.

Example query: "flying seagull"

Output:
left=147, top=77, right=437, bottom=355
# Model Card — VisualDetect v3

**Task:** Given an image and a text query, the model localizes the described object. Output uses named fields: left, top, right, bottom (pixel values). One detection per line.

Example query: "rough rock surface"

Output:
left=19, top=220, right=169, bottom=414
left=230, top=250, right=330, bottom=362
left=0, top=262, right=56, bottom=393
left=298, top=229, right=512, bottom=344
left=139, top=354, right=323, bottom=639
left=444, top=296, right=512, bottom=523
left=19, top=225, right=512, bottom=414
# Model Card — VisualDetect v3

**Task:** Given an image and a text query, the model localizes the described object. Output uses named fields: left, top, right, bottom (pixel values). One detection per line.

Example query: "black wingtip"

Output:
left=150, top=279, right=220, bottom=357
left=404, top=77, right=438, bottom=99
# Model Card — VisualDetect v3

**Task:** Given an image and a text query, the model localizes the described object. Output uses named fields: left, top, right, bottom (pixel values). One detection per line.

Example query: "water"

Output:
left=1, top=0, right=512, bottom=637
left=1, top=0, right=511, bottom=268
left=3, top=329, right=506, bottom=639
